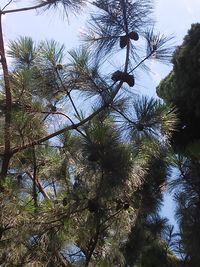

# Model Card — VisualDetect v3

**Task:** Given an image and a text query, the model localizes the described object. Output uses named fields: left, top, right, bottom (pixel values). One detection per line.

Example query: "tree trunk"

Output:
left=32, top=147, right=38, bottom=210
left=0, top=12, right=12, bottom=182
left=84, top=225, right=100, bottom=267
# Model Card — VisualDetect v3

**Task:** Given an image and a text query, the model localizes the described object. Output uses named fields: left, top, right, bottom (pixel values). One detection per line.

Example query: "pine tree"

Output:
left=0, top=1, right=178, bottom=266
left=157, top=24, right=200, bottom=267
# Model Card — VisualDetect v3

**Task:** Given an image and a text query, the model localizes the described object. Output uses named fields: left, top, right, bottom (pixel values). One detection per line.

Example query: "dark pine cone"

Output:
left=112, top=71, right=135, bottom=87
left=129, top=31, right=139, bottom=41
left=120, top=35, right=129, bottom=48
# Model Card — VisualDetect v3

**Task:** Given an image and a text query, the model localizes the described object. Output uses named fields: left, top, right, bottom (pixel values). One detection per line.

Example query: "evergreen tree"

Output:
left=157, top=23, right=200, bottom=267
left=0, top=1, right=178, bottom=266
left=157, top=23, right=200, bottom=152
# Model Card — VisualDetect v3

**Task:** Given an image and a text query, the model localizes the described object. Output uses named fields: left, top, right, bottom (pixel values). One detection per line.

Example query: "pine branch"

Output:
left=1, top=2, right=48, bottom=15
left=26, top=172, right=50, bottom=199
left=10, top=37, right=132, bottom=155
left=55, top=68, right=81, bottom=119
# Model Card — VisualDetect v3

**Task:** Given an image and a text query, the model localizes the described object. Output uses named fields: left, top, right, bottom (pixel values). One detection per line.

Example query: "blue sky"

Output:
left=2, top=1, right=200, bottom=81
left=1, top=0, right=200, bottom=98
left=2, top=0, right=200, bottom=53
left=1, top=0, right=200, bottom=229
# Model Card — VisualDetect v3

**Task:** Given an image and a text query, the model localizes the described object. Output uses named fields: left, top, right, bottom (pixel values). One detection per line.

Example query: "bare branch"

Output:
left=1, top=0, right=13, bottom=11
left=1, top=2, right=48, bottom=15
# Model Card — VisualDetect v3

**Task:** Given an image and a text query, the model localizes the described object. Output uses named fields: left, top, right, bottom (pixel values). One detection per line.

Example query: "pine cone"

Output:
left=112, top=71, right=135, bottom=87
left=120, top=35, right=128, bottom=48
left=129, top=31, right=139, bottom=41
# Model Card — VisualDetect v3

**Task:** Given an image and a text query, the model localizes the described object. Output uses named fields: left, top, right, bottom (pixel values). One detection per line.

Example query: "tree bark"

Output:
left=32, top=147, right=38, bottom=210
left=0, top=12, right=12, bottom=182
left=84, top=224, right=100, bottom=267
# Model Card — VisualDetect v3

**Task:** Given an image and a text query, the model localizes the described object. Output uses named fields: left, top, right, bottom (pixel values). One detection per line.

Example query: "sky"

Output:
left=2, top=0, right=200, bottom=92
left=1, top=1, right=200, bottom=85
left=1, top=0, right=200, bottom=229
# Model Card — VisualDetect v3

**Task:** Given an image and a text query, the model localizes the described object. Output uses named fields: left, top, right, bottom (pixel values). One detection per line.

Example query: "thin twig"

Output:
left=1, top=2, right=48, bottom=15
left=1, top=0, right=13, bottom=11
left=129, top=51, right=154, bottom=73
left=56, top=69, right=81, bottom=119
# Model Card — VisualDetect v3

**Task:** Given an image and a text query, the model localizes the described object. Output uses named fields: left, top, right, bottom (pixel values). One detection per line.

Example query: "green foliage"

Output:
left=8, top=36, right=37, bottom=68
left=157, top=23, right=200, bottom=151
left=0, top=0, right=180, bottom=266
left=157, top=23, right=200, bottom=266
left=170, top=157, right=200, bottom=266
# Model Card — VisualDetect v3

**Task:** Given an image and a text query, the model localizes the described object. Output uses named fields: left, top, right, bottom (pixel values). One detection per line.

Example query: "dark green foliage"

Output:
left=157, top=25, right=200, bottom=265
left=175, top=192, right=200, bottom=267
left=170, top=157, right=200, bottom=266
left=122, top=215, right=176, bottom=267
left=157, top=23, right=200, bottom=151
left=122, top=152, right=171, bottom=265
left=82, top=121, right=132, bottom=188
